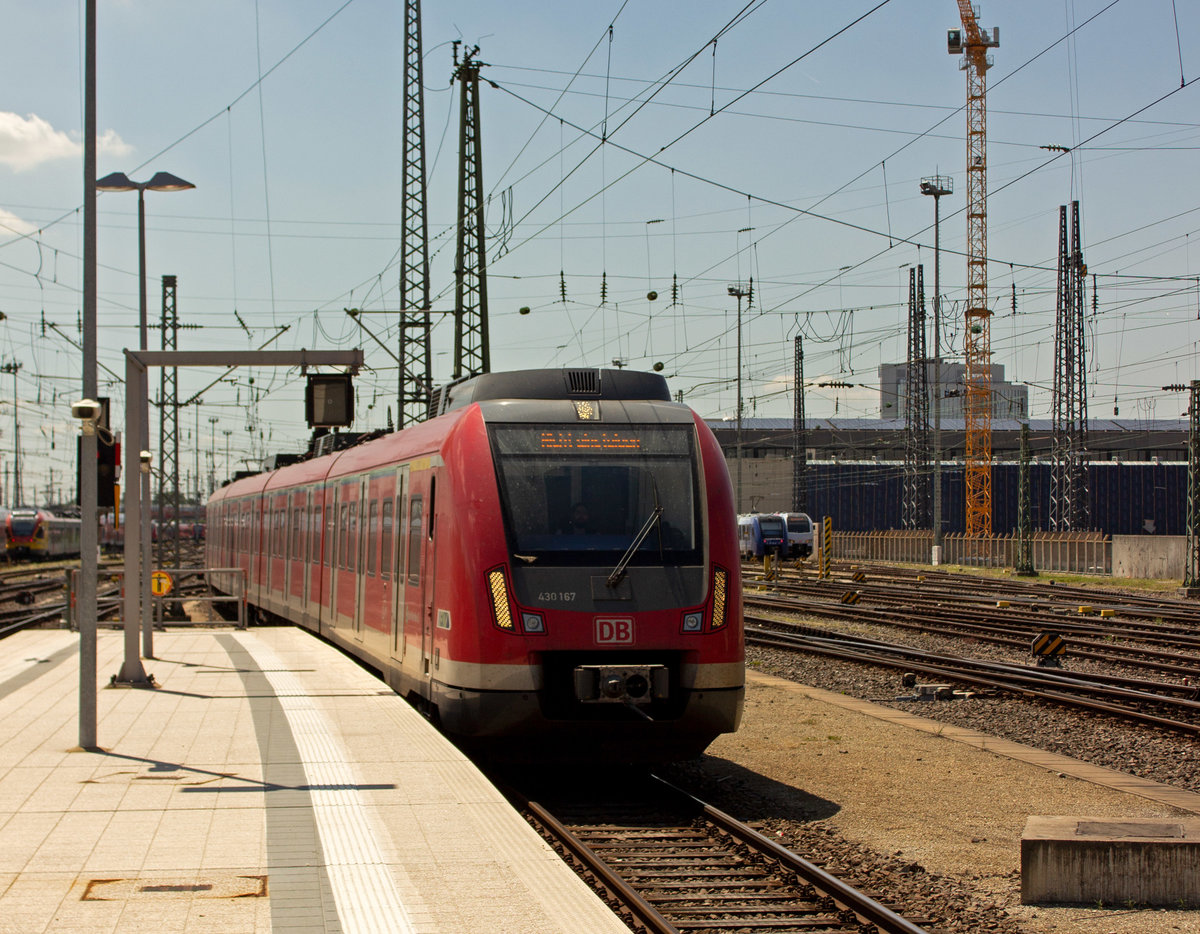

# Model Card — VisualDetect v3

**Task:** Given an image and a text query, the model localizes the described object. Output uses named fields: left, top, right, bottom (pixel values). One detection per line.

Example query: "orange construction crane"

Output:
left=948, top=2, right=999, bottom=539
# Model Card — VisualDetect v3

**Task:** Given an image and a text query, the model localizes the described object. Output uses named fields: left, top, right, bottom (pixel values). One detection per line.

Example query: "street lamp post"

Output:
left=728, top=281, right=752, bottom=514
left=96, top=171, right=194, bottom=682
left=921, top=175, right=953, bottom=560
left=0, top=362, right=20, bottom=505
left=208, top=416, right=218, bottom=495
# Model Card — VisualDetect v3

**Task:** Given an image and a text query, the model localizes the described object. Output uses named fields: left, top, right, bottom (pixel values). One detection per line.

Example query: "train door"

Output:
left=419, top=475, right=438, bottom=678
left=352, top=476, right=369, bottom=642
left=302, top=490, right=313, bottom=609
left=318, top=487, right=333, bottom=627
left=288, top=490, right=305, bottom=607
left=334, top=481, right=359, bottom=629
left=389, top=466, right=409, bottom=662
left=357, top=472, right=392, bottom=647
left=402, top=483, right=428, bottom=678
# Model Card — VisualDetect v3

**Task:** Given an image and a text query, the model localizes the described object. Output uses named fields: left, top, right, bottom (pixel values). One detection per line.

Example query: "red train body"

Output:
left=207, top=368, right=744, bottom=761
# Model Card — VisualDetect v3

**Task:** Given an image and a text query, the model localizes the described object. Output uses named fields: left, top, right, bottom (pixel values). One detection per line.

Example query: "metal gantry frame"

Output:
left=116, top=348, right=363, bottom=687
left=452, top=42, right=489, bottom=380
left=399, top=0, right=433, bottom=425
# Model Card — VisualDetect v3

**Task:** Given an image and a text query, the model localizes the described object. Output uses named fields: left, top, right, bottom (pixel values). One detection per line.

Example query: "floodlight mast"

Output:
left=920, top=175, right=953, bottom=556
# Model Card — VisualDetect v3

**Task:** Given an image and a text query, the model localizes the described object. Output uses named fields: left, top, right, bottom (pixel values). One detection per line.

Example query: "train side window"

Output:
left=324, top=505, right=333, bottom=567
left=407, top=496, right=423, bottom=585
left=367, top=500, right=379, bottom=577
left=338, top=503, right=349, bottom=569
left=348, top=500, right=358, bottom=573
left=380, top=500, right=392, bottom=580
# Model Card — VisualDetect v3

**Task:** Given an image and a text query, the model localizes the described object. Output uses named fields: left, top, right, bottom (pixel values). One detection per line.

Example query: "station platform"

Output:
left=0, top=626, right=630, bottom=934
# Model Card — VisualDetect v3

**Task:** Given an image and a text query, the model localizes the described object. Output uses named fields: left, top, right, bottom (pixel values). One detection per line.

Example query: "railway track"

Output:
left=746, top=614, right=1200, bottom=737
left=742, top=562, right=1200, bottom=681
left=509, top=774, right=929, bottom=934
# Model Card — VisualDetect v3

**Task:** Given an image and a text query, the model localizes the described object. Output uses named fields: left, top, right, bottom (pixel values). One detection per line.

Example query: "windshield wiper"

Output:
left=607, top=504, right=663, bottom=588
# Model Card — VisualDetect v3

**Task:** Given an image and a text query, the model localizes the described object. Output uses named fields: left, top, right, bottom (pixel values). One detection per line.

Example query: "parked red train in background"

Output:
left=207, top=368, right=743, bottom=761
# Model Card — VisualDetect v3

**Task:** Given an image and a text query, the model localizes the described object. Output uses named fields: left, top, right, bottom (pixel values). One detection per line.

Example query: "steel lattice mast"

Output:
left=903, top=265, right=930, bottom=529
left=1050, top=202, right=1089, bottom=531
left=792, top=334, right=807, bottom=513
left=1186, top=381, right=1200, bottom=591
left=399, top=0, right=433, bottom=425
left=452, top=42, right=489, bottom=379
left=157, top=274, right=180, bottom=571
left=950, top=2, right=999, bottom=538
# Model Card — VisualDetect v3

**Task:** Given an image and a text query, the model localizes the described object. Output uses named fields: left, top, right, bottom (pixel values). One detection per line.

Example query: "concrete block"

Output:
left=1022, top=816, right=1200, bottom=907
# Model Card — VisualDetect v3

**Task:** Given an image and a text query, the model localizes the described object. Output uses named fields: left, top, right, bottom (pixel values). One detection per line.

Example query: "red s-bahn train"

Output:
left=207, top=368, right=744, bottom=761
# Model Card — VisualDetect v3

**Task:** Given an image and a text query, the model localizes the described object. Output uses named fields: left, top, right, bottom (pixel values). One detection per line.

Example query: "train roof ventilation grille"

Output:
left=565, top=369, right=601, bottom=395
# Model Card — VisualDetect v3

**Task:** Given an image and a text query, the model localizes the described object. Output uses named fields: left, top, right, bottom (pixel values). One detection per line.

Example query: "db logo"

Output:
left=595, top=617, right=634, bottom=644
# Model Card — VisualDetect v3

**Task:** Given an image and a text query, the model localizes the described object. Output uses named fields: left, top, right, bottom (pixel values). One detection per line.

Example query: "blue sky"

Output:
left=1, top=0, right=1198, bottom=501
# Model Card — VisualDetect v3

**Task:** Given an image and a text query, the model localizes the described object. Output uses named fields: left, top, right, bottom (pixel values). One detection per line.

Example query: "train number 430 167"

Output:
left=537, top=591, right=577, bottom=602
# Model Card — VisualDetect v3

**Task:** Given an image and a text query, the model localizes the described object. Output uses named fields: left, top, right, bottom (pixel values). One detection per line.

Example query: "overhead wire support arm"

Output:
left=180, top=323, right=293, bottom=407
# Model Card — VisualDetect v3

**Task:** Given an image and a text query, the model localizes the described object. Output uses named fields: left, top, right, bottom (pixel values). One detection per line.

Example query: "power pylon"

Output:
left=792, top=334, right=807, bottom=513
left=452, top=42, right=489, bottom=379
left=399, top=0, right=433, bottom=425
left=1050, top=201, right=1089, bottom=531
left=903, top=265, right=930, bottom=530
left=949, top=3, right=1000, bottom=538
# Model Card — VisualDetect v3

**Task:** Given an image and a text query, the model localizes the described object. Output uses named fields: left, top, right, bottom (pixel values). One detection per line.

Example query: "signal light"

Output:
left=97, top=436, right=118, bottom=507
left=78, top=434, right=118, bottom=507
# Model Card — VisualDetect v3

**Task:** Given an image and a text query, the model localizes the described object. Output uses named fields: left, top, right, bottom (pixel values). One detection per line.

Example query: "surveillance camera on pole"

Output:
left=73, top=399, right=102, bottom=430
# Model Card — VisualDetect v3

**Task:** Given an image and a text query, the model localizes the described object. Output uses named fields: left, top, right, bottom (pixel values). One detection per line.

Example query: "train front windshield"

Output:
left=490, top=424, right=702, bottom=566
left=8, top=513, right=37, bottom=537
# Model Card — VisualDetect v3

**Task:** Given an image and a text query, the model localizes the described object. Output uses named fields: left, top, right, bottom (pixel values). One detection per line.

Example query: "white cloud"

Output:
left=0, top=112, right=130, bottom=171
left=0, top=207, right=36, bottom=237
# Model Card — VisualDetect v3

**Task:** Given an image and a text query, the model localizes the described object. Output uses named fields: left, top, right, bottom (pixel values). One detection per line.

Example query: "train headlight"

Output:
left=681, top=611, right=704, bottom=632
left=521, top=612, right=545, bottom=634
left=710, top=566, right=729, bottom=631
left=487, top=567, right=515, bottom=631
